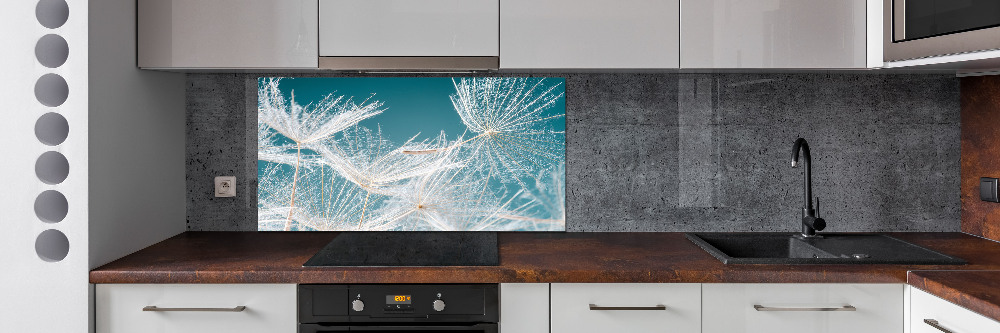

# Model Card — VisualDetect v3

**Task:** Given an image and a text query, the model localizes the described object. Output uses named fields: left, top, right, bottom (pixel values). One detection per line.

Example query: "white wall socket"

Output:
left=215, top=176, right=236, bottom=197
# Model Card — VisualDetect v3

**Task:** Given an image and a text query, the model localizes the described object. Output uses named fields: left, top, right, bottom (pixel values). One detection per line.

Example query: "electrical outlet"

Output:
left=215, top=176, right=236, bottom=197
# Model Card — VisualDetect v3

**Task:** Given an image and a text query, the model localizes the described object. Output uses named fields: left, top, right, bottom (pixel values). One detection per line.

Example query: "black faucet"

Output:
left=791, top=138, right=826, bottom=238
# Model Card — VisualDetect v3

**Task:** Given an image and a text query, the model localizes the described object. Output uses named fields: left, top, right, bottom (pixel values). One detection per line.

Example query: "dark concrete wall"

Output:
left=187, top=73, right=961, bottom=232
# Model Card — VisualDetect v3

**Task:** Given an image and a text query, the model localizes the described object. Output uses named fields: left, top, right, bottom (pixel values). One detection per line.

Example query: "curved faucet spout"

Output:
left=791, top=138, right=824, bottom=237
left=791, top=138, right=812, bottom=210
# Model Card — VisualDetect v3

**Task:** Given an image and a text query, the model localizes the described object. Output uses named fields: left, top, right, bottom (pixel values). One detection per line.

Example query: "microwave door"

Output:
left=896, top=0, right=1000, bottom=42
left=884, top=0, right=1000, bottom=61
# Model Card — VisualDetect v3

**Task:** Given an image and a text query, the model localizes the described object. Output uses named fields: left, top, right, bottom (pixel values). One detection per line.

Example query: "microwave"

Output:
left=884, top=0, right=1000, bottom=62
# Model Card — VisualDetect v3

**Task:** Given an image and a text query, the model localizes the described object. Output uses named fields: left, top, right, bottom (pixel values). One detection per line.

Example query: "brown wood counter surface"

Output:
left=908, top=270, right=1000, bottom=323
left=90, top=232, right=1000, bottom=285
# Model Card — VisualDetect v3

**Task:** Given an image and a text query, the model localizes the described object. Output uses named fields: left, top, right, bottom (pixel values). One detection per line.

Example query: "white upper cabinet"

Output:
left=500, top=0, right=680, bottom=69
left=319, top=0, right=499, bottom=57
left=135, top=0, right=887, bottom=70
left=681, top=0, right=874, bottom=68
left=138, top=0, right=318, bottom=69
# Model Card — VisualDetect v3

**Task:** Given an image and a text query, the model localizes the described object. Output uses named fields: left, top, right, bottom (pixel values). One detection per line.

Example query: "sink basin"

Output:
left=686, top=233, right=966, bottom=265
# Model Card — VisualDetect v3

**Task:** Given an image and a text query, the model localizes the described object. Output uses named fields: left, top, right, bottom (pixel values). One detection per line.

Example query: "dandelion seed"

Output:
left=258, top=124, right=299, bottom=165
left=448, top=77, right=565, bottom=186
left=258, top=78, right=386, bottom=146
left=312, top=127, right=462, bottom=229
left=257, top=162, right=370, bottom=231
left=502, top=166, right=566, bottom=231
left=258, top=77, right=387, bottom=230
left=367, top=164, right=532, bottom=231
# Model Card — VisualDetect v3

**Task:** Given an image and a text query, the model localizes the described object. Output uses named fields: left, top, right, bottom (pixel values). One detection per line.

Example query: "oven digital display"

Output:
left=386, top=295, right=412, bottom=304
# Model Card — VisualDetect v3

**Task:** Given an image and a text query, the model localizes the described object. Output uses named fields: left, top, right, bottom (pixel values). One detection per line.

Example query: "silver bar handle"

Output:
left=753, top=305, right=856, bottom=312
left=143, top=306, right=246, bottom=312
left=589, top=304, right=666, bottom=311
left=924, top=319, right=955, bottom=333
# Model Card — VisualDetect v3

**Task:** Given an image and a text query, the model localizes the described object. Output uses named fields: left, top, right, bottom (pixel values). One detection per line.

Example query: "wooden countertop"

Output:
left=908, top=270, right=1000, bottom=323
left=90, top=231, right=1000, bottom=284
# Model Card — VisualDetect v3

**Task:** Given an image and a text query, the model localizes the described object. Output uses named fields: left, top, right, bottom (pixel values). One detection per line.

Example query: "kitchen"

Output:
left=4, top=0, right=1000, bottom=332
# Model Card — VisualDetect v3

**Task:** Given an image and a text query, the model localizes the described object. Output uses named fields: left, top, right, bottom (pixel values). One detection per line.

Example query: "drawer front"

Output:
left=551, top=283, right=701, bottom=333
left=911, top=288, right=1000, bottom=333
left=96, top=284, right=296, bottom=333
left=702, top=283, right=903, bottom=333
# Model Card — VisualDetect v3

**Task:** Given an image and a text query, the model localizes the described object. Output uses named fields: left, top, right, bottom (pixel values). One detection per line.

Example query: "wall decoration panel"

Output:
left=257, top=77, right=566, bottom=231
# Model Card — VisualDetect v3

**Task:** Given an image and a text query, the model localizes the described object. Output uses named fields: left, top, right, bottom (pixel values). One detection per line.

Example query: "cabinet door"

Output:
left=551, top=283, right=700, bottom=333
left=702, top=283, right=903, bottom=333
left=911, top=287, right=1000, bottom=333
left=319, top=0, right=499, bottom=57
left=96, top=284, right=297, bottom=333
left=500, top=284, right=549, bottom=333
left=681, top=0, right=868, bottom=68
left=500, top=0, right=680, bottom=69
left=138, top=0, right=318, bottom=69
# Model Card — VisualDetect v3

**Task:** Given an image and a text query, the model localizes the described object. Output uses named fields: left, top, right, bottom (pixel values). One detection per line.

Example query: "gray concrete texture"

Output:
left=186, top=73, right=960, bottom=232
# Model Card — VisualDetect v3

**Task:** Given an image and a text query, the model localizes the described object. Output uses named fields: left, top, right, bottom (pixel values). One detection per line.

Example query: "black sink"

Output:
left=686, top=233, right=966, bottom=265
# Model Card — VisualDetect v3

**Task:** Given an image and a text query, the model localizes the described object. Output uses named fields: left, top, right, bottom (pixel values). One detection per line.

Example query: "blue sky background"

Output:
left=272, top=77, right=568, bottom=142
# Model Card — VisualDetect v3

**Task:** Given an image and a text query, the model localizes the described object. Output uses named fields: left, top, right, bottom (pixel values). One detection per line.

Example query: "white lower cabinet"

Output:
left=95, top=284, right=297, bottom=333
left=99, top=282, right=1000, bottom=333
left=551, top=283, right=702, bottom=333
left=910, top=287, right=1000, bottom=333
left=702, top=283, right=903, bottom=333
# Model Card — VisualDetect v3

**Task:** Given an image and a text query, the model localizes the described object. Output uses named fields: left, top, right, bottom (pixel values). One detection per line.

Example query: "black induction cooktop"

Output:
left=303, top=232, right=499, bottom=267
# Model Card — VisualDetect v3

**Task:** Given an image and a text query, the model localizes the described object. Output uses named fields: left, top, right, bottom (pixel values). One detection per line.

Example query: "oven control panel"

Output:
left=384, top=294, right=414, bottom=312
left=299, top=284, right=498, bottom=323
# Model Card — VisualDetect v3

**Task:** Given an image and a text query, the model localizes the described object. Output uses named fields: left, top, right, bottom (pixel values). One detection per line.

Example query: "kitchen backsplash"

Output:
left=187, top=73, right=960, bottom=232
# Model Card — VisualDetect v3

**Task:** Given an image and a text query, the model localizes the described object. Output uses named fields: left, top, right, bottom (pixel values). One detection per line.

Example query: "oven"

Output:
left=299, top=284, right=498, bottom=333
left=884, top=0, right=1000, bottom=61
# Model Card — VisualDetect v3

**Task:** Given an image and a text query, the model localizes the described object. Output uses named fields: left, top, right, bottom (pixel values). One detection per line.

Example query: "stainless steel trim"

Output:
left=753, top=305, right=857, bottom=312
left=142, top=306, right=247, bottom=312
left=924, top=319, right=955, bottom=333
left=884, top=0, right=1000, bottom=62
left=318, top=57, right=499, bottom=71
left=589, top=304, right=667, bottom=311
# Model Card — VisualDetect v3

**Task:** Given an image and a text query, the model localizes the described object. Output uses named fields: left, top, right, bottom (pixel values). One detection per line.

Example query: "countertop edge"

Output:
left=908, top=270, right=1000, bottom=324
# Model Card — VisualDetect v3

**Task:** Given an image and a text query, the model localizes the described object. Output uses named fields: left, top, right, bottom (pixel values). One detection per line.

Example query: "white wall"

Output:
left=0, top=0, right=185, bottom=331
left=88, top=0, right=186, bottom=271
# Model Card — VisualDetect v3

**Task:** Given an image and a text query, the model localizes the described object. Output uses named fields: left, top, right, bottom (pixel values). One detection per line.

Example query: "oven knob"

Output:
left=432, top=299, right=446, bottom=312
left=352, top=299, right=365, bottom=312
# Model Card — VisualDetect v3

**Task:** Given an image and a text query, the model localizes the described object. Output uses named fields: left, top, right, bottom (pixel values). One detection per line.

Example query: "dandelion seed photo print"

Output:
left=257, top=77, right=566, bottom=231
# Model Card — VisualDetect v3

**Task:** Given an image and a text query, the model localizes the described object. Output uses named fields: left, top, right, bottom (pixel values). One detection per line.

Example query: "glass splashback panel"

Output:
left=257, top=77, right=566, bottom=231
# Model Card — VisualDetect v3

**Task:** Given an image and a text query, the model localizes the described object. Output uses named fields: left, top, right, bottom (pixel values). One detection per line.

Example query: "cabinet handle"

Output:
left=143, top=306, right=247, bottom=312
left=753, top=305, right=856, bottom=312
left=924, top=319, right=955, bottom=333
left=589, top=304, right=667, bottom=311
